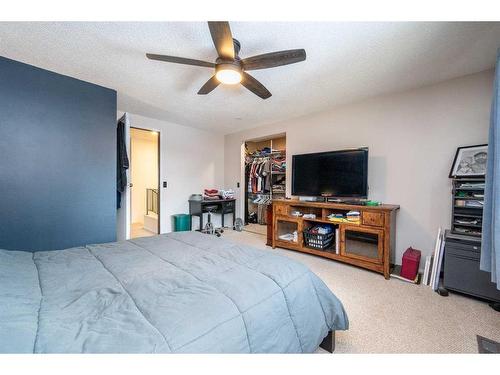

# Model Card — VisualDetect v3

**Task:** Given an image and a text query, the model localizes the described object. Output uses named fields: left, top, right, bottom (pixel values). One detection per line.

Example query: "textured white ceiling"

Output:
left=1, top=22, right=499, bottom=134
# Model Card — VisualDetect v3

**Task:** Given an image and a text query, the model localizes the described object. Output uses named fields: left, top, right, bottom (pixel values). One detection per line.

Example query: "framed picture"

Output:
left=449, top=144, right=488, bottom=178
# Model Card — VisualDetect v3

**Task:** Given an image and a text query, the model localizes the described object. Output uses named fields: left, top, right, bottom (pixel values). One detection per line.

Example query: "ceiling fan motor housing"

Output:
left=215, top=60, right=242, bottom=73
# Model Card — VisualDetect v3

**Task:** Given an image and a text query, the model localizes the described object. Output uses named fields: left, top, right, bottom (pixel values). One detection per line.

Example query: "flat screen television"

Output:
left=292, top=148, right=368, bottom=198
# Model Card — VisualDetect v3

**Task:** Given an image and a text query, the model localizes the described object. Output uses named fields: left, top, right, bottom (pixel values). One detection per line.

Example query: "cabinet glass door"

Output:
left=275, top=219, right=299, bottom=244
left=341, top=226, right=383, bottom=264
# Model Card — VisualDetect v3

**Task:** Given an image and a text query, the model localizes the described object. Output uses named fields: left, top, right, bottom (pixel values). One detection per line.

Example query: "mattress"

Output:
left=0, top=231, right=348, bottom=353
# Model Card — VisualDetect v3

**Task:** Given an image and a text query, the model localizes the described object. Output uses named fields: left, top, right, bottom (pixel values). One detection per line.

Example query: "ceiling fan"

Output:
left=146, top=22, right=306, bottom=99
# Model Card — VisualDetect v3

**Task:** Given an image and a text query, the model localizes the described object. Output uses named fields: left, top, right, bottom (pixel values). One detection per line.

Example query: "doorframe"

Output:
left=129, top=126, right=161, bottom=235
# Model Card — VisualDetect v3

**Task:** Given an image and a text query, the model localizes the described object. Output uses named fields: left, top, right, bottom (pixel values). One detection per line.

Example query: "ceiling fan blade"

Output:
left=208, top=22, right=235, bottom=60
left=197, top=76, right=220, bottom=95
left=241, top=49, right=306, bottom=71
left=240, top=72, right=272, bottom=99
left=146, top=53, right=215, bottom=68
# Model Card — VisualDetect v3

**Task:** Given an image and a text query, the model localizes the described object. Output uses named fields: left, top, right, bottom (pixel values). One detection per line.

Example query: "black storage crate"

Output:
left=303, top=227, right=334, bottom=250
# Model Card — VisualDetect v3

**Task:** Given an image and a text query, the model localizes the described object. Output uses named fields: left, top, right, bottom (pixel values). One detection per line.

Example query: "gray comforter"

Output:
left=0, top=231, right=348, bottom=353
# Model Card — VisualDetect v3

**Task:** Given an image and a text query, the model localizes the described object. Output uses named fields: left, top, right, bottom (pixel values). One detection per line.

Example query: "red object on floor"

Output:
left=401, top=247, right=421, bottom=280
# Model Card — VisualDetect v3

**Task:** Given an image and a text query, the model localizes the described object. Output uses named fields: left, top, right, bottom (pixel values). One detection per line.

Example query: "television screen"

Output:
left=292, top=148, right=368, bottom=198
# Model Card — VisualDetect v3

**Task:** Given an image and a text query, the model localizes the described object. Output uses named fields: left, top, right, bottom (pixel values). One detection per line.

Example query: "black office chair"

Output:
left=202, top=205, right=222, bottom=237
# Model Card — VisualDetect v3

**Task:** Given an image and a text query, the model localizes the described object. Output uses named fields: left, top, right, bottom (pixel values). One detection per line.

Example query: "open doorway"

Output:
left=130, top=127, right=160, bottom=239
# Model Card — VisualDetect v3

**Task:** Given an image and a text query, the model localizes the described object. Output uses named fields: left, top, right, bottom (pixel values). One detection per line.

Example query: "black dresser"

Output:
left=443, top=230, right=500, bottom=303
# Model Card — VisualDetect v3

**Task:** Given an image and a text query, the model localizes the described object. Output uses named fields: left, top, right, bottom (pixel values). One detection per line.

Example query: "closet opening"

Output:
left=130, top=127, right=160, bottom=239
left=244, top=134, right=286, bottom=236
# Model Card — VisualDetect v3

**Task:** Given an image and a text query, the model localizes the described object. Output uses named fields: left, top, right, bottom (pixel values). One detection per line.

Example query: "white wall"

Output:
left=118, top=112, right=225, bottom=234
left=130, top=133, right=158, bottom=224
left=224, top=70, right=493, bottom=264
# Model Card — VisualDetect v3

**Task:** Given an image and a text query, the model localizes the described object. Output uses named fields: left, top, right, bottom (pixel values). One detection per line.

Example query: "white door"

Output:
left=116, top=113, right=131, bottom=241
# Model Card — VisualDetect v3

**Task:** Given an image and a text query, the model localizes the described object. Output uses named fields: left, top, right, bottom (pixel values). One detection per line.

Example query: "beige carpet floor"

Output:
left=223, top=229, right=500, bottom=353
left=243, top=223, right=268, bottom=236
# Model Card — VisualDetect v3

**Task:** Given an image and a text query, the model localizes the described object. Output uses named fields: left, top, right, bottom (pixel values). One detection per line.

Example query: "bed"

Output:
left=0, top=231, right=348, bottom=353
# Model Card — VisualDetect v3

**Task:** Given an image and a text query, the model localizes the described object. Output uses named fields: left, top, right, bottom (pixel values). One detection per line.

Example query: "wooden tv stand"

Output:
left=271, top=199, right=400, bottom=279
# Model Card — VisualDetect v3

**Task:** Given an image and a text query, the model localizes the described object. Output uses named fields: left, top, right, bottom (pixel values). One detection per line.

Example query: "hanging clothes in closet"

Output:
left=246, top=155, right=271, bottom=225
left=247, top=156, right=271, bottom=194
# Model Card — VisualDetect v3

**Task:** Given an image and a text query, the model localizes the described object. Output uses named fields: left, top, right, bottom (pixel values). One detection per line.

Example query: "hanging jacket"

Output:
left=116, top=114, right=130, bottom=209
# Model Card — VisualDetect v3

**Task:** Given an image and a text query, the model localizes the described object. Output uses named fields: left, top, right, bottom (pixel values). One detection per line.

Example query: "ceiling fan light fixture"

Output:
left=215, top=64, right=242, bottom=85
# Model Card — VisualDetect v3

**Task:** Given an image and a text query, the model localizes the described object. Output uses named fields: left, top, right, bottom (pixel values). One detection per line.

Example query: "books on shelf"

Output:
left=327, top=211, right=360, bottom=224
left=328, top=215, right=348, bottom=223
left=455, top=199, right=484, bottom=208
left=457, top=181, right=485, bottom=189
left=453, top=227, right=482, bottom=236
left=454, top=217, right=481, bottom=225
left=346, top=210, right=361, bottom=224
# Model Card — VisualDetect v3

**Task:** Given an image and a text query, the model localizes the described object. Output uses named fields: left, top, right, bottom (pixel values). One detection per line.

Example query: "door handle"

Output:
left=128, top=183, right=133, bottom=188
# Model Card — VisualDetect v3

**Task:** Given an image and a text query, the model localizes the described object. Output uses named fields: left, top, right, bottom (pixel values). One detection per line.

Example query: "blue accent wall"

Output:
left=0, top=56, right=117, bottom=251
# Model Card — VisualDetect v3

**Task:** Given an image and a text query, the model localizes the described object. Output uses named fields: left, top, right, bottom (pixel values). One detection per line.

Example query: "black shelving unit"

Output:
left=444, top=178, right=500, bottom=307
left=451, top=178, right=484, bottom=237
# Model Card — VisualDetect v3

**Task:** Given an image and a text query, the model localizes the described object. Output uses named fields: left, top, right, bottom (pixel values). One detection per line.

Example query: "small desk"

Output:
left=188, top=198, right=236, bottom=231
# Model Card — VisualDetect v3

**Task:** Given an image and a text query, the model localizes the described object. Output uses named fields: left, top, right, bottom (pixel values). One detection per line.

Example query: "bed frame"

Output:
left=319, top=331, right=335, bottom=353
